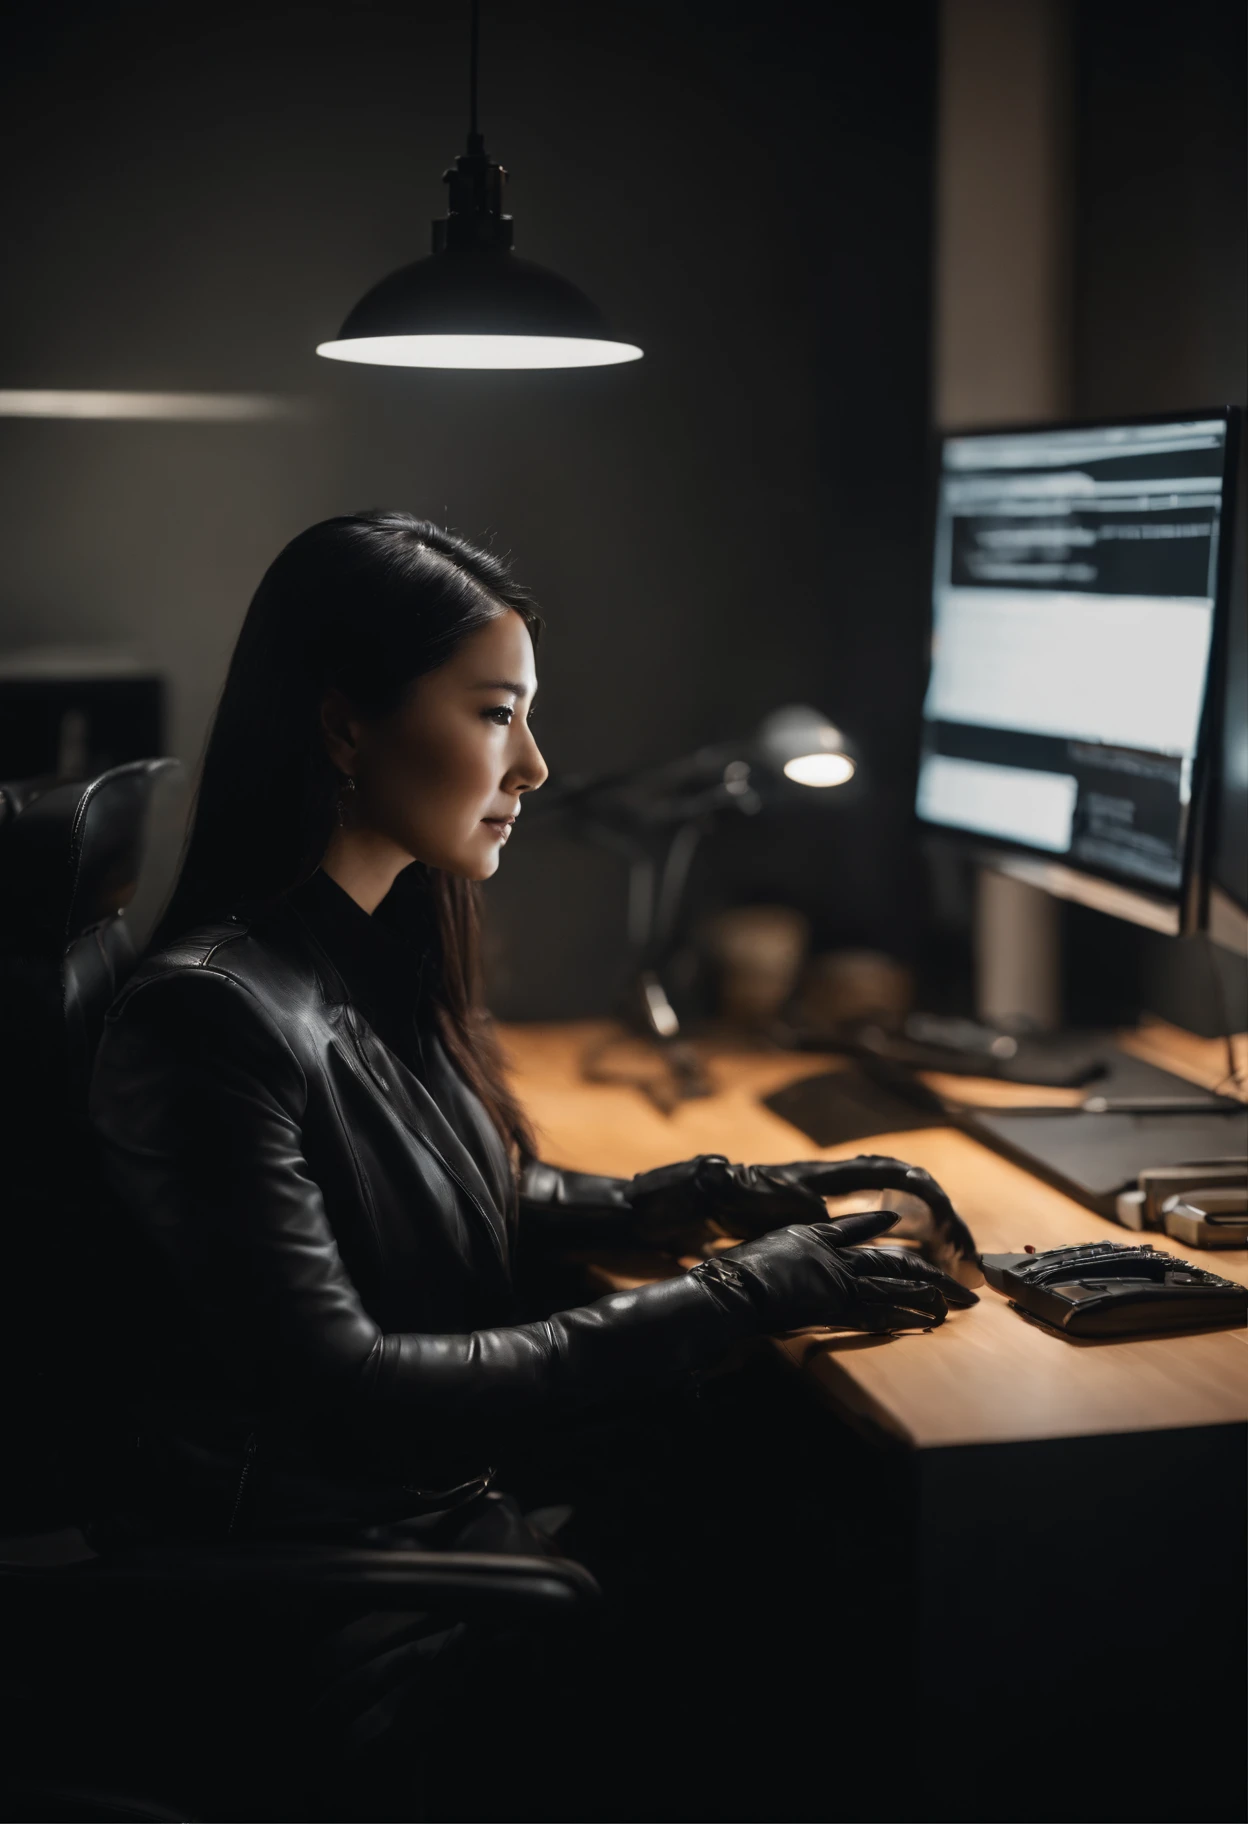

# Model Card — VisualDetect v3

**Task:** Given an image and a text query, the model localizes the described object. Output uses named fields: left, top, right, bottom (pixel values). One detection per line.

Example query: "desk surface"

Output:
left=500, top=1019, right=1248, bottom=1452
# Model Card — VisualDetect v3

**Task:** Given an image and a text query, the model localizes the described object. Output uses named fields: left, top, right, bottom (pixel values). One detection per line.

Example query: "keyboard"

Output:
left=980, top=1241, right=1248, bottom=1338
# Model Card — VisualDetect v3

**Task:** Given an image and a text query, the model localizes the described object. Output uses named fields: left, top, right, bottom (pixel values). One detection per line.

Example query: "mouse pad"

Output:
left=763, top=1067, right=947, bottom=1148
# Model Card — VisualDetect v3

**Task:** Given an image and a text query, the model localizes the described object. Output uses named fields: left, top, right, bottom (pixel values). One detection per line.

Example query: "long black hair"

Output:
left=150, top=511, right=542, bottom=1159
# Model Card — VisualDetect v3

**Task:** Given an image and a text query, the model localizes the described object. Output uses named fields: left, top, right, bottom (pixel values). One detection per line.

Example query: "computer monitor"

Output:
left=915, top=410, right=1239, bottom=936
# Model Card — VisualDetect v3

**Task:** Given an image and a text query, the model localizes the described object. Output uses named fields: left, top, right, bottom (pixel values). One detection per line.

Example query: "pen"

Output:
left=1080, top=1094, right=1246, bottom=1115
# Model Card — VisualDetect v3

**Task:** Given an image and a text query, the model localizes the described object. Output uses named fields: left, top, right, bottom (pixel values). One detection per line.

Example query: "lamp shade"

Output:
left=317, top=246, right=642, bottom=369
left=318, top=0, right=641, bottom=374
left=754, top=705, right=856, bottom=787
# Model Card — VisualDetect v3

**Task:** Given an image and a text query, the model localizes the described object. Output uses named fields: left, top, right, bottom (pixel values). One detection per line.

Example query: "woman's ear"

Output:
left=319, top=687, right=364, bottom=776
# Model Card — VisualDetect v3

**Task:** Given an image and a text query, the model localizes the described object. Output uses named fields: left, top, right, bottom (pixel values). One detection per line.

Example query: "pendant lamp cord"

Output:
left=469, top=0, right=482, bottom=149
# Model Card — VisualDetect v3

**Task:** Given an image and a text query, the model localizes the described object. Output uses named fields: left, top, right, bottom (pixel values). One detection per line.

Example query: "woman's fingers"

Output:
left=819, top=1209, right=901, bottom=1247
left=804, top=1220, right=979, bottom=1307
left=856, top=1246, right=980, bottom=1307
left=854, top=1277, right=950, bottom=1329
left=804, top=1155, right=984, bottom=1277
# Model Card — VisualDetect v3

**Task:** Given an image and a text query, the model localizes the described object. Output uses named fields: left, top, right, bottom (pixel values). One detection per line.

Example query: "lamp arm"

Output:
left=628, top=853, right=657, bottom=951
left=531, top=741, right=748, bottom=823
left=651, top=819, right=706, bottom=959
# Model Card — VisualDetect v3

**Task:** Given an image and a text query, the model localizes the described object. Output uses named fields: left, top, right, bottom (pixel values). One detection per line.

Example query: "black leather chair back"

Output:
left=0, top=758, right=182, bottom=1529
left=0, top=758, right=181, bottom=1111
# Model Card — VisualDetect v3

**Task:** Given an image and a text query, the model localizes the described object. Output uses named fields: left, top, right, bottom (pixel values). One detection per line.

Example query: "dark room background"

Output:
left=0, top=0, right=1243, bottom=1024
left=1068, top=0, right=1248, bottom=1030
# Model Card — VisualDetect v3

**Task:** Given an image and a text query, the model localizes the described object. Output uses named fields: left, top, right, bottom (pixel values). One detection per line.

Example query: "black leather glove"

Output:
left=518, top=1161, right=637, bottom=1249
left=693, top=1208, right=979, bottom=1334
left=359, top=1209, right=977, bottom=1470
left=627, top=1153, right=983, bottom=1285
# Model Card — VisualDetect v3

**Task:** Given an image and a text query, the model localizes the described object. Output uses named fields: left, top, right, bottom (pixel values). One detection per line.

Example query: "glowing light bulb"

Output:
left=783, top=752, right=856, bottom=788
left=316, top=334, right=642, bottom=370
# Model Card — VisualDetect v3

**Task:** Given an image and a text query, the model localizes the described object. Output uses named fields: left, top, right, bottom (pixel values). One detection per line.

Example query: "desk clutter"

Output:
left=763, top=1042, right=1247, bottom=1228
left=937, top=1043, right=1246, bottom=1217
left=981, top=1242, right=1248, bottom=1338
left=1114, top=1161, right=1248, bottom=1246
left=960, top=1102, right=1247, bottom=1218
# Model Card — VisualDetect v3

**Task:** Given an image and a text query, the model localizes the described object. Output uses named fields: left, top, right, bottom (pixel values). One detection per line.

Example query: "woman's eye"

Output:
left=483, top=705, right=514, bottom=726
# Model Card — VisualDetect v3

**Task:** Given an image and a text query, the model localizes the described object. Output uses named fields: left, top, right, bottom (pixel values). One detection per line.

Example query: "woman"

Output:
left=88, top=511, right=978, bottom=1814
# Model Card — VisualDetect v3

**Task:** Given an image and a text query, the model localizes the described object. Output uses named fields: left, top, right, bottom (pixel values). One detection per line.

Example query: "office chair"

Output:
left=0, top=759, right=598, bottom=1822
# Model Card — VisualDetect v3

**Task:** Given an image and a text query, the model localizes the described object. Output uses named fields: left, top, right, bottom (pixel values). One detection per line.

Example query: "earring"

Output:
left=335, top=776, right=356, bottom=829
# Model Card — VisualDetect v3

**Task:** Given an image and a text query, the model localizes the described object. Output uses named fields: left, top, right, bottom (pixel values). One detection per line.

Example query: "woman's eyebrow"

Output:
left=469, top=678, right=531, bottom=697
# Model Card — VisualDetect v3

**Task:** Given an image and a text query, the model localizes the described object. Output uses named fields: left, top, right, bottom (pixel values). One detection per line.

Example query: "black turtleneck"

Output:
left=285, top=865, right=514, bottom=1223
left=287, top=866, right=433, bottom=1080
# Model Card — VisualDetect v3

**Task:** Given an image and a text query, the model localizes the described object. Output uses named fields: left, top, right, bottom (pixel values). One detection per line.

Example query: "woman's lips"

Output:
left=481, top=815, right=516, bottom=839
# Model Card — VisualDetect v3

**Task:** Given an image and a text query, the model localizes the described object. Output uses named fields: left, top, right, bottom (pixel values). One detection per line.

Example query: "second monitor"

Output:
left=916, top=411, right=1238, bottom=935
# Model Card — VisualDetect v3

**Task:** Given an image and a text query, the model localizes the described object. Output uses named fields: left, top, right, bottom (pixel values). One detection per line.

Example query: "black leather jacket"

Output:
left=88, top=880, right=756, bottom=1539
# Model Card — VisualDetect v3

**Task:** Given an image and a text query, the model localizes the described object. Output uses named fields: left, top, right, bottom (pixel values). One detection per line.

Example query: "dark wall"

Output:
left=1067, top=0, right=1248, bottom=1033
left=1072, top=0, right=1246, bottom=418
left=0, top=0, right=937, bottom=1018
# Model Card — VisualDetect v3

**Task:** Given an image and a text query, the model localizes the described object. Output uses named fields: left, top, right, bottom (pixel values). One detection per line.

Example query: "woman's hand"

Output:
left=627, top=1153, right=983, bottom=1287
left=692, top=1208, right=979, bottom=1335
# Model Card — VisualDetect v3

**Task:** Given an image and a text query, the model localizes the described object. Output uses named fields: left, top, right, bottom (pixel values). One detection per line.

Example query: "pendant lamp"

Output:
left=317, top=2, right=642, bottom=371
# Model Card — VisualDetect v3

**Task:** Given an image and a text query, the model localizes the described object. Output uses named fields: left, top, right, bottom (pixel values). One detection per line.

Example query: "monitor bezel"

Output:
left=914, top=404, right=1241, bottom=937
left=1201, top=409, right=1247, bottom=953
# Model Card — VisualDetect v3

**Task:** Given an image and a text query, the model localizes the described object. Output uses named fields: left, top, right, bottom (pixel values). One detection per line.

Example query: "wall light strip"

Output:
left=0, top=390, right=310, bottom=421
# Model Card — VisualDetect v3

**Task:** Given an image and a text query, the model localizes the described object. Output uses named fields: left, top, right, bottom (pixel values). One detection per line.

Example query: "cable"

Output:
left=469, top=0, right=481, bottom=144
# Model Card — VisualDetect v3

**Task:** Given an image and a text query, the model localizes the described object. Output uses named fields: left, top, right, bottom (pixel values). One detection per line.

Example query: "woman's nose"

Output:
left=507, top=725, right=548, bottom=795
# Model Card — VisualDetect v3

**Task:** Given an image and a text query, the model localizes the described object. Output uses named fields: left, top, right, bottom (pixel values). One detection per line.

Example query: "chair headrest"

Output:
left=0, top=757, right=183, bottom=946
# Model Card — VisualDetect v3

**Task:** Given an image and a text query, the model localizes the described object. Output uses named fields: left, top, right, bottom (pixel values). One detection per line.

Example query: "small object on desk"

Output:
left=791, top=947, right=914, bottom=1036
left=981, top=1242, right=1248, bottom=1338
left=856, top=1017, right=1113, bottom=1087
left=1161, top=1187, right=1248, bottom=1249
left=904, top=1010, right=1020, bottom=1060
left=1115, top=1189, right=1149, bottom=1230
left=702, top=904, right=810, bottom=1029
left=1118, top=1161, right=1248, bottom=1232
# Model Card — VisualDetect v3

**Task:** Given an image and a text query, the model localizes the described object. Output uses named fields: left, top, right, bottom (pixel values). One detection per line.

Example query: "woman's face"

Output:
left=322, top=610, right=548, bottom=892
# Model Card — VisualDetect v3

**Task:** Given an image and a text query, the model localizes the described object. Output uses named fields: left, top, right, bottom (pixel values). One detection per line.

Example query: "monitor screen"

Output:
left=916, top=414, right=1233, bottom=919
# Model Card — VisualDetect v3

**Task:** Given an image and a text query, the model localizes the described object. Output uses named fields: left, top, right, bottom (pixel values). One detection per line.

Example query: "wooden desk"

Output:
left=500, top=1018, right=1248, bottom=1823
left=500, top=1018, right=1248, bottom=1450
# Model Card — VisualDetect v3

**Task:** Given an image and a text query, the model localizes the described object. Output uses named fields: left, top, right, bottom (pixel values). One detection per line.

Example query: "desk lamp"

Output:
left=537, top=705, right=855, bottom=1109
